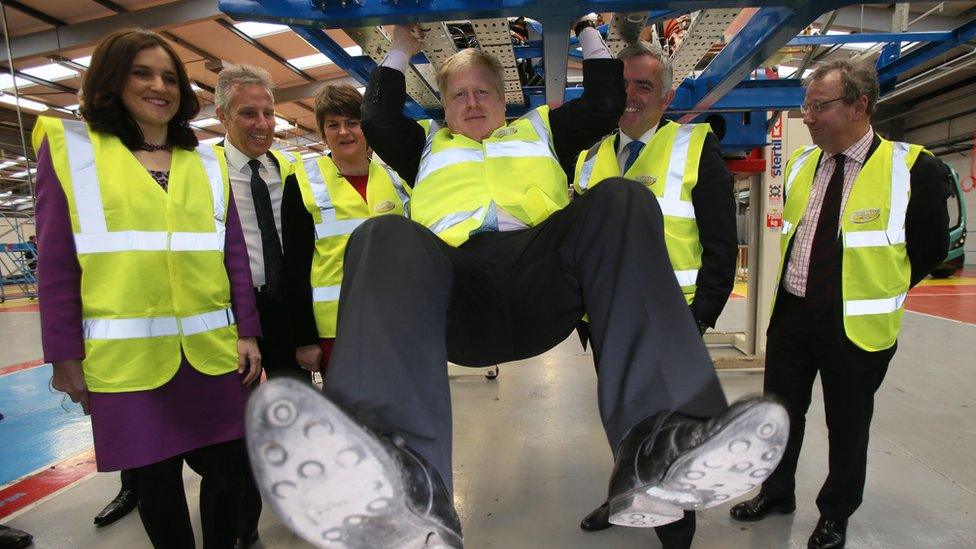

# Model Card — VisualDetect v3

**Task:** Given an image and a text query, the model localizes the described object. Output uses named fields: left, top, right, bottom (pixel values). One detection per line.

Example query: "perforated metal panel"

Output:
left=670, top=9, right=742, bottom=89
left=606, top=12, right=648, bottom=56
left=470, top=18, right=525, bottom=105
left=345, top=26, right=441, bottom=108
left=419, top=22, right=459, bottom=70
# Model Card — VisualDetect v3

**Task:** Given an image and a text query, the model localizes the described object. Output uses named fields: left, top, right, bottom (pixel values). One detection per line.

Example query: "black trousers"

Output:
left=760, top=291, right=892, bottom=521
left=239, top=291, right=313, bottom=540
left=253, top=290, right=308, bottom=381
left=131, top=438, right=246, bottom=549
left=655, top=511, right=694, bottom=548
left=324, top=180, right=728, bottom=490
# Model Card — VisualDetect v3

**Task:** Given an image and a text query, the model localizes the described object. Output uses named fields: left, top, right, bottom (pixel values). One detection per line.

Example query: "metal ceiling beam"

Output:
left=814, top=4, right=969, bottom=33
left=674, top=4, right=833, bottom=124
left=2, top=0, right=64, bottom=26
left=89, top=0, right=128, bottom=12
left=220, top=0, right=879, bottom=29
left=540, top=16, right=572, bottom=106
left=276, top=76, right=359, bottom=103
left=0, top=0, right=223, bottom=61
left=670, top=79, right=804, bottom=112
left=877, top=16, right=976, bottom=86
left=787, top=31, right=953, bottom=46
left=0, top=69, right=77, bottom=94
left=212, top=19, right=315, bottom=82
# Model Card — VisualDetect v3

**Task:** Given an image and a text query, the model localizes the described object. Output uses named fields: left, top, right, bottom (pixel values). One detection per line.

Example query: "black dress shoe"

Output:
left=0, top=524, right=33, bottom=549
left=245, top=378, right=463, bottom=548
left=93, top=487, right=138, bottom=527
left=580, top=501, right=612, bottom=531
left=606, top=396, right=789, bottom=528
left=729, top=494, right=796, bottom=521
left=234, top=530, right=259, bottom=549
left=808, top=517, right=846, bottom=548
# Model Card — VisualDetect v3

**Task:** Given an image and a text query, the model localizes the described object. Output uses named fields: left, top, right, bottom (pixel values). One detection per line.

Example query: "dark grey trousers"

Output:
left=324, top=179, right=728, bottom=489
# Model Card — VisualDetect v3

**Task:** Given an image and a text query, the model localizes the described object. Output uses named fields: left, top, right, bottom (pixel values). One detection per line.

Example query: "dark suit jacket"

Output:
left=775, top=134, right=950, bottom=365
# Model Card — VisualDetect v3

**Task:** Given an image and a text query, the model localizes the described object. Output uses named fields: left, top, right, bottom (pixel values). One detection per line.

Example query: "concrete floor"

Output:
left=2, top=298, right=975, bottom=548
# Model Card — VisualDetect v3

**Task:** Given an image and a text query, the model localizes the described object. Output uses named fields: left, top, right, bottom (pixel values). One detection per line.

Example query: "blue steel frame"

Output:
left=218, top=0, right=976, bottom=150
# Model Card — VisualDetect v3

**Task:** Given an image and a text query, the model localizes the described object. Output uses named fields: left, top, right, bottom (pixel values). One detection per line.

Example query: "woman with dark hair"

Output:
left=283, top=84, right=410, bottom=372
left=33, top=28, right=261, bottom=548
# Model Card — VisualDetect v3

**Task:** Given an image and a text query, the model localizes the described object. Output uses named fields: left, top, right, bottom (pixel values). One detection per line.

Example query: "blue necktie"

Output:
left=623, top=140, right=644, bottom=173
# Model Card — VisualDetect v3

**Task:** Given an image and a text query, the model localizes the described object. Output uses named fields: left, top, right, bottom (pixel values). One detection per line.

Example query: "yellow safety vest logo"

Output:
left=850, top=208, right=881, bottom=224
left=635, top=174, right=658, bottom=186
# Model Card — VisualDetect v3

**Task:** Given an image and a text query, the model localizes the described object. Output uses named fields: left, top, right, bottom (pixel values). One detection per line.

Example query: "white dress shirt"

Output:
left=224, top=140, right=284, bottom=287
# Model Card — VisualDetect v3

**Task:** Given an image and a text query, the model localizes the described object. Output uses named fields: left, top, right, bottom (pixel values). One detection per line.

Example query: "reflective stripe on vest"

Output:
left=416, top=111, right=554, bottom=181
left=383, top=163, right=411, bottom=217
left=64, top=123, right=227, bottom=254
left=842, top=143, right=910, bottom=249
left=841, top=141, right=912, bottom=323
left=83, top=307, right=235, bottom=339
left=312, top=285, right=341, bottom=303
left=429, top=206, right=488, bottom=235
left=785, top=145, right=818, bottom=196
left=304, top=158, right=366, bottom=241
left=846, top=294, right=907, bottom=316
left=659, top=125, right=696, bottom=220
left=674, top=269, right=699, bottom=287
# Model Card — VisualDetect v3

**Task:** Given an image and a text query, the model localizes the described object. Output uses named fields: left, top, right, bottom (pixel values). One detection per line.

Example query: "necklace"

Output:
left=137, top=142, right=172, bottom=152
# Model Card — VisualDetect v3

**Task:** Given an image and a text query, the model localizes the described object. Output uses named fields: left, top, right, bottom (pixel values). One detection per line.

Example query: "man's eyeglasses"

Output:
left=799, top=97, right=846, bottom=115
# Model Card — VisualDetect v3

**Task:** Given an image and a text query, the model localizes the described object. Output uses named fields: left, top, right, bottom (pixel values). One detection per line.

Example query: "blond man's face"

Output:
left=442, top=64, right=506, bottom=142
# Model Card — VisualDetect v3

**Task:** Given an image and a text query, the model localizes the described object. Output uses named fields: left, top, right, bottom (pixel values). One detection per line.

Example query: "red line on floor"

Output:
left=0, top=449, right=97, bottom=520
left=0, top=303, right=39, bottom=313
left=0, top=359, right=45, bottom=377
left=905, top=294, right=976, bottom=325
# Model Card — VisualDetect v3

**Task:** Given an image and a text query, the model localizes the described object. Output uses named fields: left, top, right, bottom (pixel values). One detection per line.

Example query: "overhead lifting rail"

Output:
left=219, top=0, right=976, bottom=150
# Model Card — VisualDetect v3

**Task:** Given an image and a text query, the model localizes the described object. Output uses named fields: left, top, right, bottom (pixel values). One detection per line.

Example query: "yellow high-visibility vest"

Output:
left=776, top=137, right=924, bottom=351
left=294, top=155, right=410, bottom=337
left=33, top=117, right=239, bottom=392
left=411, top=107, right=567, bottom=247
left=574, top=121, right=711, bottom=302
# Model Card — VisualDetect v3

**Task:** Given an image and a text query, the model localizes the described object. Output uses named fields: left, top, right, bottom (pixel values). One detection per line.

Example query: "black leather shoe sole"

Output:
left=608, top=399, right=788, bottom=528
left=93, top=488, right=138, bottom=526
left=246, top=379, right=462, bottom=548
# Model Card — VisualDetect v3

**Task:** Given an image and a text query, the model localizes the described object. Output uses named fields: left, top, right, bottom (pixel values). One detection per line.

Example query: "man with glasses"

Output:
left=729, top=59, right=950, bottom=549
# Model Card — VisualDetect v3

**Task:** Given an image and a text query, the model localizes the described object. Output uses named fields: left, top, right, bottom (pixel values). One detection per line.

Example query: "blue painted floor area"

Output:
left=0, top=366, right=92, bottom=486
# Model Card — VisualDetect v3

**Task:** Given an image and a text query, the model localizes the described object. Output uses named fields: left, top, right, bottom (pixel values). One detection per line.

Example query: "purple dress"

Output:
left=35, top=139, right=262, bottom=472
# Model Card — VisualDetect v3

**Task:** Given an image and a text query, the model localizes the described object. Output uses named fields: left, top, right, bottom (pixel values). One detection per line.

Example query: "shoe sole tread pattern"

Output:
left=246, top=379, right=459, bottom=549
left=609, top=401, right=789, bottom=528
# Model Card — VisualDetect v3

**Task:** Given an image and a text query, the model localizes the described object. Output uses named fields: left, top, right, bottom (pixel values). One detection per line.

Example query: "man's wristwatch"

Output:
left=574, top=18, right=597, bottom=38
